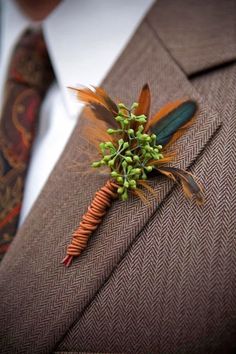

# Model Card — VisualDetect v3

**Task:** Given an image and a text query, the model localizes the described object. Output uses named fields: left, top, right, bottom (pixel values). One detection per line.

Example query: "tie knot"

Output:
left=8, top=28, right=54, bottom=92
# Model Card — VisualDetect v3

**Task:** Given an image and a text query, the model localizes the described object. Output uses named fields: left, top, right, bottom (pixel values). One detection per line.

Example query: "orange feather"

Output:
left=135, top=84, right=151, bottom=118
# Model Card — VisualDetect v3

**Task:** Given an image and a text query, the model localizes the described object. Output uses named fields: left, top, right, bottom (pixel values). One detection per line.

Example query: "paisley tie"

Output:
left=0, top=28, right=54, bottom=260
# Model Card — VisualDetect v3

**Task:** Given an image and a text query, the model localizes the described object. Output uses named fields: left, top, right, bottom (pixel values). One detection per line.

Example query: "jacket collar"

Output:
left=0, top=1, right=232, bottom=352
left=147, top=0, right=236, bottom=76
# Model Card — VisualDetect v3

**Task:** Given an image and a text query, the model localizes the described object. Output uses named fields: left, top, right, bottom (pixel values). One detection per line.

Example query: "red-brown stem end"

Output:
left=61, top=255, right=73, bottom=267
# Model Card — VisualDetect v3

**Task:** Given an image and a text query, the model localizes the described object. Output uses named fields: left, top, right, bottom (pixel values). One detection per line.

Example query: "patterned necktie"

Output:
left=0, top=28, right=54, bottom=260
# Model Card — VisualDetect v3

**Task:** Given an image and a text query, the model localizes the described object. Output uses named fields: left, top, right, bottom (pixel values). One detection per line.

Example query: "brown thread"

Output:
left=62, top=179, right=118, bottom=267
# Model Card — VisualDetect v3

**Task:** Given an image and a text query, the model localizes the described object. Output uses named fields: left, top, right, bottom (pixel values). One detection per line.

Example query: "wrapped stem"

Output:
left=62, top=179, right=118, bottom=267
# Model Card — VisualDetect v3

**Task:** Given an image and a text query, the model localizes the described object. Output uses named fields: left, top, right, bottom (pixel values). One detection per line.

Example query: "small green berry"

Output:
left=108, top=159, right=115, bottom=166
left=125, top=150, right=132, bottom=156
left=117, top=176, right=123, bottom=183
left=118, top=187, right=124, bottom=194
left=111, top=171, right=118, bottom=177
left=122, top=161, right=127, bottom=168
left=131, top=102, right=139, bottom=110
left=92, top=161, right=101, bottom=168
left=144, top=153, right=151, bottom=159
left=121, top=191, right=128, bottom=201
left=125, top=157, right=132, bottom=163
left=118, top=103, right=126, bottom=109
left=142, top=172, right=147, bottom=180
left=103, top=155, right=111, bottom=161
left=129, top=180, right=136, bottom=188
left=146, top=166, right=153, bottom=172
left=124, top=181, right=129, bottom=188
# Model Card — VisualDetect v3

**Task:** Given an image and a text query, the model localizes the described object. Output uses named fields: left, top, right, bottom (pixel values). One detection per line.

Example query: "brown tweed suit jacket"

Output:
left=0, top=1, right=236, bottom=353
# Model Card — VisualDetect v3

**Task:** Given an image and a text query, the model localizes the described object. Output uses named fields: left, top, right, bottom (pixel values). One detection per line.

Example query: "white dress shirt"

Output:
left=0, top=0, right=154, bottom=224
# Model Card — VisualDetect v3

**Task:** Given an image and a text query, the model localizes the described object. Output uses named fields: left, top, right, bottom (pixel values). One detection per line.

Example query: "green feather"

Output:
left=152, top=100, right=197, bottom=146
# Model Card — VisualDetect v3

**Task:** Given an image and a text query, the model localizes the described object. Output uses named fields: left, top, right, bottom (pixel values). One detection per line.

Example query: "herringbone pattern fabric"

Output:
left=0, top=18, right=224, bottom=353
left=0, top=1, right=235, bottom=353
left=57, top=63, right=236, bottom=353
left=147, top=0, right=236, bottom=75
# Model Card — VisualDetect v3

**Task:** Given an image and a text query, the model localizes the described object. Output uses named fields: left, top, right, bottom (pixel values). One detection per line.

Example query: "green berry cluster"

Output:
left=92, top=102, right=164, bottom=200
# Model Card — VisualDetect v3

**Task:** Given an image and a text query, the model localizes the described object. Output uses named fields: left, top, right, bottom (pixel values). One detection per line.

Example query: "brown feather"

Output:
left=138, top=180, right=157, bottom=197
left=135, top=84, right=151, bottom=118
left=157, top=166, right=204, bottom=204
left=69, top=86, right=118, bottom=114
left=131, top=188, right=149, bottom=204
left=69, top=86, right=119, bottom=127
left=91, top=103, right=118, bottom=128
left=94, top=86, right=118, bottom=115
left=81, top=118, right=114, bottom=148
left=149, top=151, right=177, bottom=166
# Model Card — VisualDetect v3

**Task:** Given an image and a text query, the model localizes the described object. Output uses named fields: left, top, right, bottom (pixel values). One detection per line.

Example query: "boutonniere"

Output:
left=62, top=84, right=203, bottom=266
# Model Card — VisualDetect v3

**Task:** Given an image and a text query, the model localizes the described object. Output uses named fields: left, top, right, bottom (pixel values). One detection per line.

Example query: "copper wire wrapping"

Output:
left=62, top=179, right=118, bottom=266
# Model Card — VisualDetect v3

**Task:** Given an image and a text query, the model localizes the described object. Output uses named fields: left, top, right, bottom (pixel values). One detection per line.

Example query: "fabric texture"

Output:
left=0, top=1, right=235, bottom=353
left=0, top=29, right=54, bottom=259
left=57, top=62, right=236, bottom=354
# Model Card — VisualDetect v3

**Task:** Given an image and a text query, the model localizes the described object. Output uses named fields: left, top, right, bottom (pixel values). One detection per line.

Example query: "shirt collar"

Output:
left=1, top=0, right=155, bottom=118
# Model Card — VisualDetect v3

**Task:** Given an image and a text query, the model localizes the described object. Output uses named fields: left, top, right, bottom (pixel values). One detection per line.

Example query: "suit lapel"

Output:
left=147, top=0, right=236, bottom=76
left=0, top=16, right=223, bottom=354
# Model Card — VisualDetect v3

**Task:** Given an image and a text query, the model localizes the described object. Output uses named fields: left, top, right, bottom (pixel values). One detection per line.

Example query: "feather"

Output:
left=131, top=188, right=149, bottom=204
left=68, top=86, right=118, bottom=113
left=90, top=103, right=118, bottom=128
left=135, top=84, right=151, bottom=118
left=149, top=151, right=177, bottom=166
left=138, top=180, right=157, bottom=197
left=69, top=86, right=119, bottom=127
left=82, top=120, right=113, bottom=147
left=146, top=100, right=197, bottom=146
left=69, top=86, right=103, bottom=106
left=94, top=86, right=118, bottom=115
left=156, top=166, right=204, bottom=204
left=145, top=99, right=184, bottom=131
